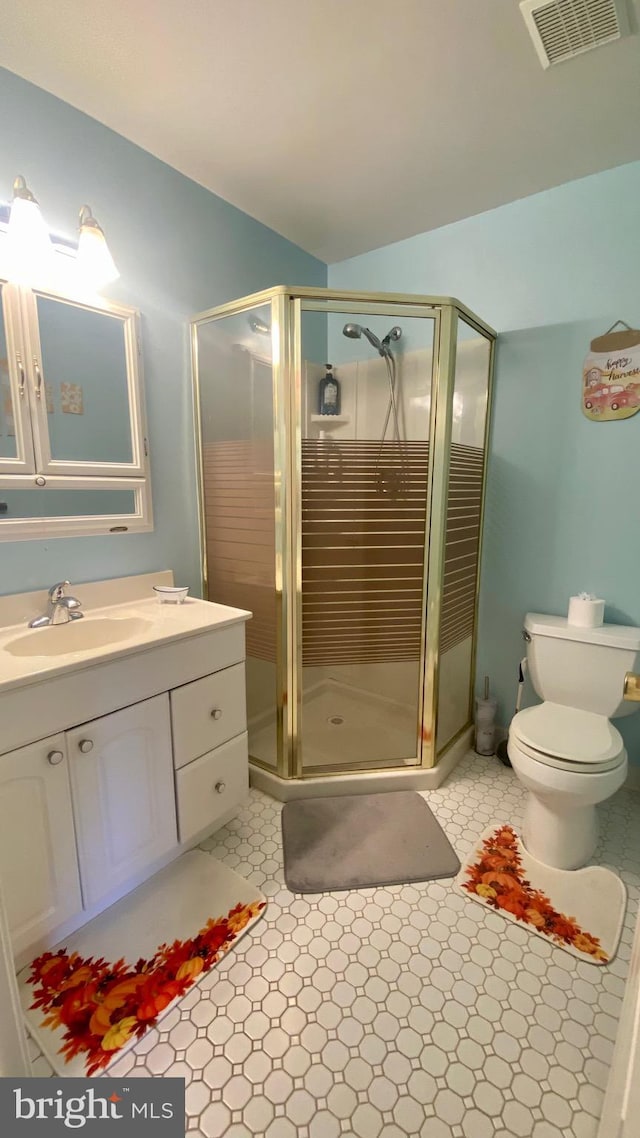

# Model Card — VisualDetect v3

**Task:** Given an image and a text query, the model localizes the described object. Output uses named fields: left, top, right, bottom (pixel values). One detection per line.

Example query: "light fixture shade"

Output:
left=4, top=175, right=53, bottom=285
left=77, top=205, right=119, bottom=290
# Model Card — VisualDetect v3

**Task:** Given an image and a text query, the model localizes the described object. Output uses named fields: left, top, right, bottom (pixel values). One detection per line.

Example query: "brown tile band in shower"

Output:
left=203, top=440, right=278, bottom=662
left=440, top=443, right=484, bottom=656
left=302, top=440, right=484, bottom=666
left=202, top=439, right=484, bottom=667
left=302, top=439, right=429, bottom=666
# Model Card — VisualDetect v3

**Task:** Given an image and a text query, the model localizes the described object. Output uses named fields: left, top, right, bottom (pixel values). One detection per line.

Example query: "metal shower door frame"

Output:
left=287, top=292, right=444, bottom=779
left=191, top=286, right=496, bottom=782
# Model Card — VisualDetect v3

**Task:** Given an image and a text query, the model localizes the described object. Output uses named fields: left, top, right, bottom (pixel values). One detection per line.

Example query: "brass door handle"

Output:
left=623, top=673, right=640, bottom=702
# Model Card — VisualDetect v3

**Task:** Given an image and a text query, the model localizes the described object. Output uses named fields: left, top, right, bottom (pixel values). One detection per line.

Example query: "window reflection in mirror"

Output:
left=0, top=488, right=137, bottom=518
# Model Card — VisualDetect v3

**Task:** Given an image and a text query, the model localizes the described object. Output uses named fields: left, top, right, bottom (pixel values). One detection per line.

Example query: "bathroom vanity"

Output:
left=0, top=572, right=250, bottom=968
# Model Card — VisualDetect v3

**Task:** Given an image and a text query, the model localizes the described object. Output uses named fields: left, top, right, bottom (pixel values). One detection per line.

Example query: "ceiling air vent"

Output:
left=520, top=0, right=631, bottom=68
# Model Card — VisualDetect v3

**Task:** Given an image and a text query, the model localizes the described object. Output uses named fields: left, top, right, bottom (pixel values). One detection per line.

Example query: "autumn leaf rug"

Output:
left=457, top=824, right=626, bottom=966
left=18, top=851, right=266, bottom=1076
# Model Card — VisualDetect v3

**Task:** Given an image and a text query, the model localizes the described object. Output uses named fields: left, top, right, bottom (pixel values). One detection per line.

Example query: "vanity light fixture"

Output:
left=5, top=175, right=53, bottom=285
left=76, top=204, right=119, bottom=290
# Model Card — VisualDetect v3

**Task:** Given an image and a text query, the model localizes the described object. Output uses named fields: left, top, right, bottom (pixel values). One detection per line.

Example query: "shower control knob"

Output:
left=214, top=781, right=226, bottom=794
left=47, top=750, right=64, bottom=765
left=210, top=708, right=223, bottom=720
left=78, top=739, right=94, bottom=753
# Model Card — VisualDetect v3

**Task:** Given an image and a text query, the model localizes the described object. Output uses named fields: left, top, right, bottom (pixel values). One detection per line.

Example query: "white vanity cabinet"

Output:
left=68, top=695, right=177, bottom=909
left=171, top=663, right=249, bottom=845
left=0, top=734, right=82, bottom=958
left=0, top=586, right=251, bottom=966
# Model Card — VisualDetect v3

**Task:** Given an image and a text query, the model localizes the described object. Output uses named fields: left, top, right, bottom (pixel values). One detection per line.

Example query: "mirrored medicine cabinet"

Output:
left=0, top=279, right=152, bottom=539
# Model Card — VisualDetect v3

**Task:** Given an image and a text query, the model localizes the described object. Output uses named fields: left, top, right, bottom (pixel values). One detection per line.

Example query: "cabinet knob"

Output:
left=78, top=739, right=94, bottom=754
left=210, top=708, right=223, bottom=720
left=214, top=781, right=226, bottom=794
left=47, top=750, right=64, bottom=765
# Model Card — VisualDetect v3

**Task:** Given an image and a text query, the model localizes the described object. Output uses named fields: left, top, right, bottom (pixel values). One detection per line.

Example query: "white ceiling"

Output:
left=1, top=0, right=639, bottom=262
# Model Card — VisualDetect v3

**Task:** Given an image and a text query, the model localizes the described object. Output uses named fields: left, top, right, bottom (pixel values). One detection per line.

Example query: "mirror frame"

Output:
left=0, top=279, right=153, bottom=540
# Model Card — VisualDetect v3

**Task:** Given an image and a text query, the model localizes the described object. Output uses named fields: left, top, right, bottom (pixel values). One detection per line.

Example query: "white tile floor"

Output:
left=28, top=751, right=640, bottom=1138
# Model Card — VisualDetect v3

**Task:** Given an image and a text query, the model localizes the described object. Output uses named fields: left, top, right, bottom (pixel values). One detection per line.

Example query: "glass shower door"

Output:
left=295, top=304, right=438, bottom=775
left=435, top=318, right=493, bottom=756
left=194, top=302, right=281, bottom=771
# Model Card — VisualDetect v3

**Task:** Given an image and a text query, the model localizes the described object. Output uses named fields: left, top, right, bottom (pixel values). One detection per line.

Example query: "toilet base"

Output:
left=522, top=792, right=598, bottom=870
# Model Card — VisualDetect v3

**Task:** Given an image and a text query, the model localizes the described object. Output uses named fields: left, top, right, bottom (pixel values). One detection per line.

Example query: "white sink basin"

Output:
left=5, top=617, right=152, bottom=658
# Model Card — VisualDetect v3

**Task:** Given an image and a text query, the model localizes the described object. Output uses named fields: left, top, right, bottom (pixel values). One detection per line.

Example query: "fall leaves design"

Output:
left=462, top=826, right=608, bottom=963
left=27, top=899, right=266, bottom=1074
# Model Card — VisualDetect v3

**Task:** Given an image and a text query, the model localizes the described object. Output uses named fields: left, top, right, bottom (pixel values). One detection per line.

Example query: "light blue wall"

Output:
left=330, top=161, right=640, bottom=759
left=0, top=67, right=326, bottom=596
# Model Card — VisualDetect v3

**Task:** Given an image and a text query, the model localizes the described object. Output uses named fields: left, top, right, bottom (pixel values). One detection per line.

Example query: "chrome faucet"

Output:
left=28, top=581, right=84, bottom=628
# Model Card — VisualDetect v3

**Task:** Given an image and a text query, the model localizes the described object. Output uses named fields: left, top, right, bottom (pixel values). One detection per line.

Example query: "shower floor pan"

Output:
left=250, top=678, right=419, bottom=773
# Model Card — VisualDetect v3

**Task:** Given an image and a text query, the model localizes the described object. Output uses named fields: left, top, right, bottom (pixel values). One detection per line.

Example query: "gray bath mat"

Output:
left=282, top=791, right=460, bottom=893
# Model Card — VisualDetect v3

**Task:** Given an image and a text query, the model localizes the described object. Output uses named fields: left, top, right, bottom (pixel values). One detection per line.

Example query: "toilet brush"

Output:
left=475, top=675, right=497, bottom=755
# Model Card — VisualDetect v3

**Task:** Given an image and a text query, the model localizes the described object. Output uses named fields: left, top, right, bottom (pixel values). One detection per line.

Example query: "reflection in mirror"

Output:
left=0, top=488, right=137, bottom=518
left=0, top=284, right=18, bottom=461
left=35, top=295, right=133, bottom=464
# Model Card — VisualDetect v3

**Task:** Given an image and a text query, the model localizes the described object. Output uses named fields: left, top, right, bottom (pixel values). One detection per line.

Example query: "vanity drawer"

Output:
left=171, top=663, right=247, bottom=770
left=176, top=733, right=248, bottom=844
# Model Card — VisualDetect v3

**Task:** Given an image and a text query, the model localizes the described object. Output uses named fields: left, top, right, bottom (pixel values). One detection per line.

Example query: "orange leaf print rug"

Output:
left=18, top=852, right=266, bottom=1077
left=457, top=825, right=626, bottom=966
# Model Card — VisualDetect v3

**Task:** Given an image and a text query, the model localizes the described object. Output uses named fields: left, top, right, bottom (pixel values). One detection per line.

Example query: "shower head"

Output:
left=342, top=322, right=386, bottom=356
left=249, top=315, right=270, bottom=335
left=382, top=326, right=402, bottom=346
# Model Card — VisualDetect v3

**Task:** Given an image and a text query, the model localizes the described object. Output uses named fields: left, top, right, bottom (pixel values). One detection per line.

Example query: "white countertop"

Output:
left=0, top=572, right=251, bottom=696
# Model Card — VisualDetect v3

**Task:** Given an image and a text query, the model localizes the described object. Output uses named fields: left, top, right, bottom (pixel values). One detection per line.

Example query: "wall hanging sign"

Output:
left=583, top=321, right=640, bottom=422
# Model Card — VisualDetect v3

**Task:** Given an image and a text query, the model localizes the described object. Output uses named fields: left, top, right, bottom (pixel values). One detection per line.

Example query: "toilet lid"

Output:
left=511, top=703, right=623, bottom=765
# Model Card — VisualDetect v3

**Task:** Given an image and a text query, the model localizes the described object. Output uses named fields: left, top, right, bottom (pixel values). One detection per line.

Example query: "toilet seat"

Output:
left=509, top=703, right=625, bottom=774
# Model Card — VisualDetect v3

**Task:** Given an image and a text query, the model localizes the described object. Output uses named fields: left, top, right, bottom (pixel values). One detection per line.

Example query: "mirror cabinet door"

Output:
left=25, top=291, right=145, bottom=476
left=0, top=282, right=36, bottom=475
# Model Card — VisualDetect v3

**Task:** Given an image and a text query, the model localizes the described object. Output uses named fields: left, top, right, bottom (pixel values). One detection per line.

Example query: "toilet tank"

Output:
left=524, top=613, right=640, bottom=718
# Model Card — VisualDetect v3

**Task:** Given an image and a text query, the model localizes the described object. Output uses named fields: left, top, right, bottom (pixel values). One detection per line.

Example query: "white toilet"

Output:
left=508, top=612, right=640, bottom=870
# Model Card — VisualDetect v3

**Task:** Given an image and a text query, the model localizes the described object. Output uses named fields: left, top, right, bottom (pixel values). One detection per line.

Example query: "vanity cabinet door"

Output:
left=0, top=733, right=82, bottom=957
left=68, top=695, right=177, bottom=909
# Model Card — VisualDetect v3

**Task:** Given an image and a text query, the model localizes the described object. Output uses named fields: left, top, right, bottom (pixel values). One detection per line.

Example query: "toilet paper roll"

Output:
left=568, top=595, right=605, bottom=628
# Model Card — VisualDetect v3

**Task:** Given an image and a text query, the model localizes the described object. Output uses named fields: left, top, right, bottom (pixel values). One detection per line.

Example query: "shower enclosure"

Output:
left=191, top=288, right=495, bottom=795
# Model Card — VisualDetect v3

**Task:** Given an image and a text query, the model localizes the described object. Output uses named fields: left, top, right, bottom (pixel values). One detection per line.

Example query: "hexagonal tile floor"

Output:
left=27, top=751, right=640, bottom=1137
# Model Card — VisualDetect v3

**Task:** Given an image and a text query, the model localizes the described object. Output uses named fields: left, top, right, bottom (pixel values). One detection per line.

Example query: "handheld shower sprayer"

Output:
left=341, top=323, right=402, bottom=357
left=382, top=326, right=402, bottom=347
left=341, top=321, right=405, bottom=464
left=342, top=322, right=385, bottom=356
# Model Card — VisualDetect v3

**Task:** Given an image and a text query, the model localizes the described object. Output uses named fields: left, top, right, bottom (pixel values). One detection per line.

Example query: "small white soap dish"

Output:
left=153, top=585, right=190, bottom=604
